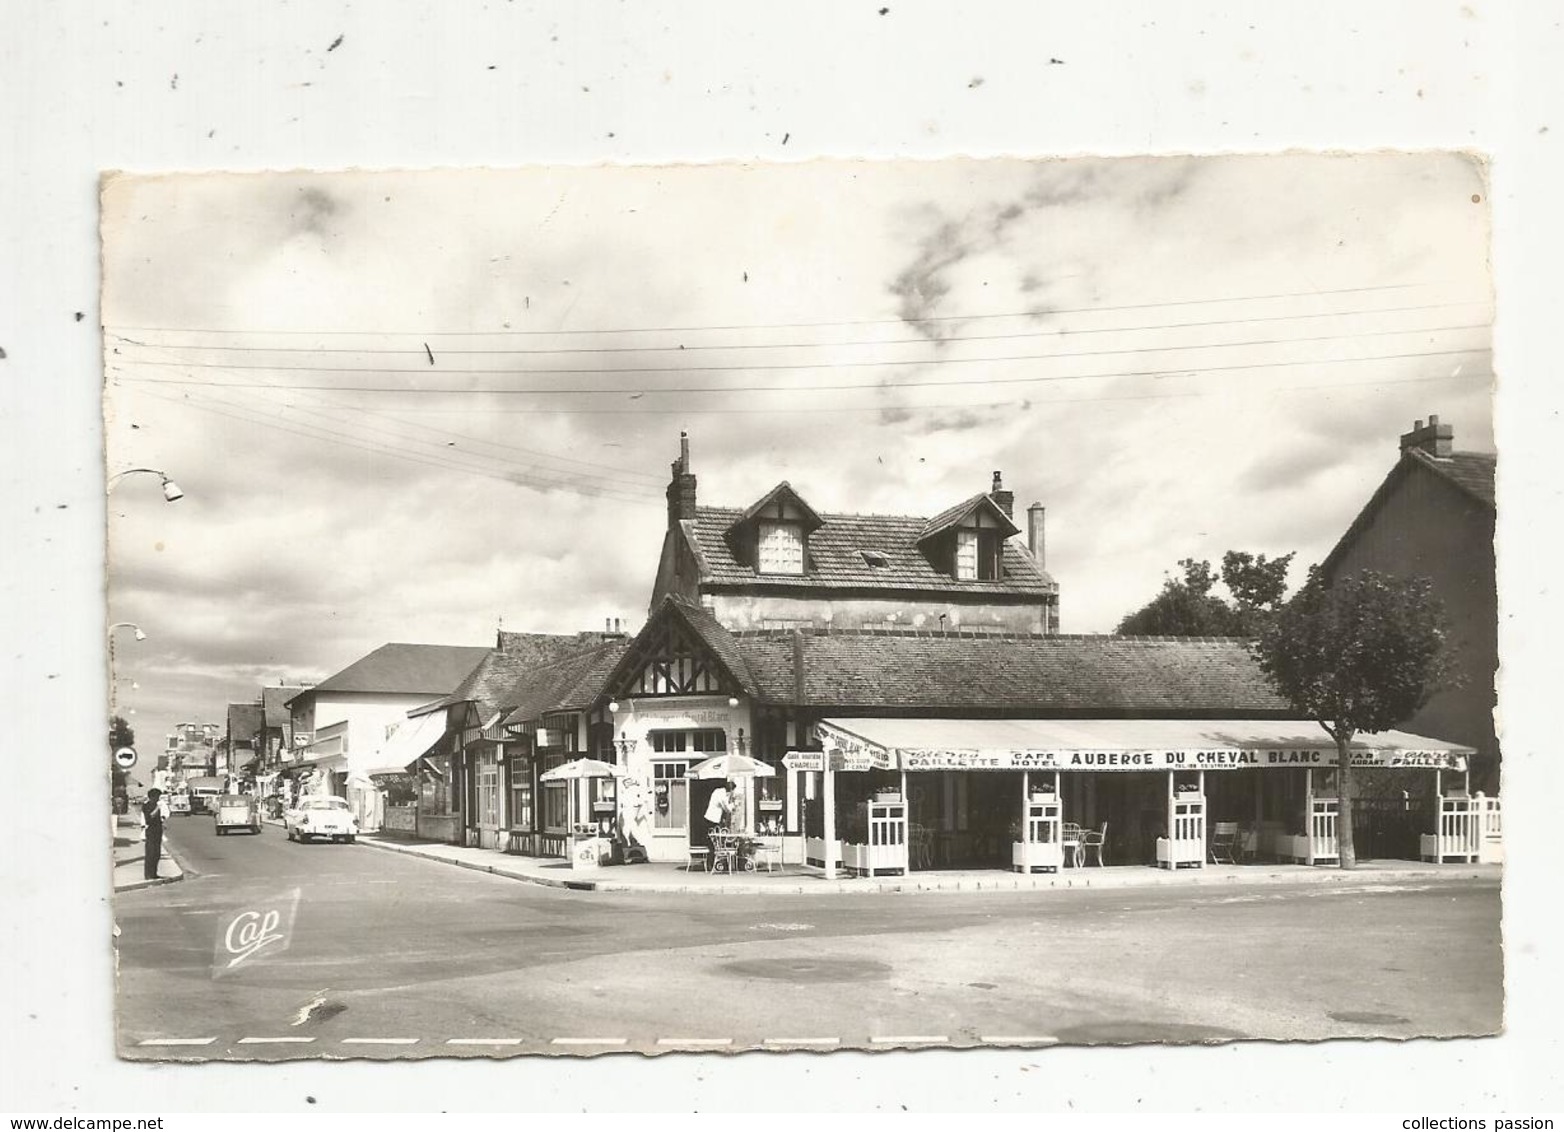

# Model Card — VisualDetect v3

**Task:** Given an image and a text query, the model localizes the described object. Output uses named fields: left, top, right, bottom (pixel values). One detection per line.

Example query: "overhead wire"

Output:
left=110, top=343, right=1493, bottom=397
left=105, top=299, right=1488, bottom=357
left=133, top=386, right=662, bottom=503
left=101, top=280, right=1446, bottom=338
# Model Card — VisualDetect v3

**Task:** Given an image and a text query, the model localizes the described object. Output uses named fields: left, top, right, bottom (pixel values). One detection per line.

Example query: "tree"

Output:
left=1116, top=552, right=1294, bottom=636
left=1252, top=568, right=1458, bottom=869
left=109, top=714, right=136, bottom=751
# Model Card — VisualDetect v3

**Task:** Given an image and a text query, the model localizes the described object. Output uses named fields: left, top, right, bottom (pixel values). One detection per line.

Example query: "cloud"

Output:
left=99, top=157, right=1494, bottom=745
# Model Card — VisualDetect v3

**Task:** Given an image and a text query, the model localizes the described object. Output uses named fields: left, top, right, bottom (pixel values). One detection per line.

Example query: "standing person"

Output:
left=141, top=787, right=165, bottom=880
left=702, top=779, right=735, bottom=852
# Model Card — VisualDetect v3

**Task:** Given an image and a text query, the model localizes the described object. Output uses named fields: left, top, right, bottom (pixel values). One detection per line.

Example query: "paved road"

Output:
left=113, top=817, right=1503, bottom=1060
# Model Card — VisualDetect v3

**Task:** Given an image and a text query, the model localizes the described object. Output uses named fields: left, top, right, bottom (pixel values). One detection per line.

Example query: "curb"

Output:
left=114, top=871, right=185, bottom=894
left=354, top=837, right=1494, bottom=897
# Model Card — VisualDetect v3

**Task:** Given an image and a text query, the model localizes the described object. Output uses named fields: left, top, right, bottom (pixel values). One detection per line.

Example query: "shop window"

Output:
left=653, top=760, right=690, bottom=831
left=475, top=752, right=499, bottom=827
left=757, top=519, right=804, bottom=574
left=542, top=783, right=569, bottom=833
left=509, top=776, right=533, bottom=831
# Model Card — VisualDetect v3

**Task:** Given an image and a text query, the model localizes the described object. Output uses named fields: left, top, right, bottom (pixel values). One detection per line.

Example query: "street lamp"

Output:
left=107, top=622, right=146, bottom=717
left=107, top=467, right=184, bottom=502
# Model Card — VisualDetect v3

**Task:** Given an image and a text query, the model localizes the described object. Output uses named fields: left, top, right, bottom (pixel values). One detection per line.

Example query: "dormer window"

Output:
left=917, top=488, right=1021, bottom=583
left=728, top=481, right=823, bottom=576
left=757, top=519, right=804, bottom=574
left=954, top=528, right=1003, bottom=580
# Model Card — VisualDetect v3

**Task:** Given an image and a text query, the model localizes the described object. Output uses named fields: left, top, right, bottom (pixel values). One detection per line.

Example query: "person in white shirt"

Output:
left=702, top=780, right=736, bottom=852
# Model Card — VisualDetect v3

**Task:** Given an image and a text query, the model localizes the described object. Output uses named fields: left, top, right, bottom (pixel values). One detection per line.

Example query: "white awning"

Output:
left=816, top=718, right=1473, bottom=773
left=356, top=711, right=447, bottom=778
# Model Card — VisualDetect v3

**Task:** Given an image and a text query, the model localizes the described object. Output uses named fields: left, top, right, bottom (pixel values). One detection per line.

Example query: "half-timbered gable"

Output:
left=605, top=597, right=757, bottom=700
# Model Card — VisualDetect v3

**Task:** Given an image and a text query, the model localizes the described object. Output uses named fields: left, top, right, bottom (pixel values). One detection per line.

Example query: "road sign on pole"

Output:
left=781, top=751, right=824, bottom=772
left=114, top=747, right=137, bottom=770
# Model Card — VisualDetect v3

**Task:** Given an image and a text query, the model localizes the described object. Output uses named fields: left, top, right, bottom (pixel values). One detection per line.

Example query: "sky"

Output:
left=100, top=154, right=1494, bottom=752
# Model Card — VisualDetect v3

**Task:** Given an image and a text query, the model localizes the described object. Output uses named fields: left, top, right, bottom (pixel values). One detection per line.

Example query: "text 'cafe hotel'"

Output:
left=451, top=433, right=1494, bottom=876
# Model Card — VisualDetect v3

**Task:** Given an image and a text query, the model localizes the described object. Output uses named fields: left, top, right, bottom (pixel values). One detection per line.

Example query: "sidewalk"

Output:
left=356, top=832, right=1499, bottom=895
left=112, top=816, right=185, bottom=893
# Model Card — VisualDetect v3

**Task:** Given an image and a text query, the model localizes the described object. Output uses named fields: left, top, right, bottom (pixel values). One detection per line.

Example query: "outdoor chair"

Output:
left=686, top=844, right=711, bottom=872
left=1209, top=821, right=1240, bottom=865
left=1062, top=822, right=1085, bottom=867
left=751, top=836, right=783, bottom=874
left=1080, top=822, right=1108, bottom=867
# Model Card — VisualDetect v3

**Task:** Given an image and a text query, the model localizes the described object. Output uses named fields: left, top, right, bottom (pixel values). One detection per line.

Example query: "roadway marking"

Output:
left=138, top=1038, right=217, bottom=1047
left=980, top=1035, right=1060, bottom=1045
left=656, top=1037, right=733, bottom=1048
left=870, top=1035, right=949, bottom=1045
left=237, top=1036, right=317, bottom=1045
left=551, top=1037, right=628, bottom=1046
left=446, top=1038, right=524, bottom=1046
left=340, top=1037, right=419, bottom=1045
left=763, top=1037, right=840, bottom=1048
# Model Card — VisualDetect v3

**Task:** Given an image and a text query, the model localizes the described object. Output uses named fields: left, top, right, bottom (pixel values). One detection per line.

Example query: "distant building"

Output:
left=283, top=643, right=491, bottom=798
left=223, top=701, right=264, bottom=782
left=650, top=433, right=1060, bottom=635
left=163, top=721, right=221, bottom=779
left=1319, top=414, right=1498, bottom=791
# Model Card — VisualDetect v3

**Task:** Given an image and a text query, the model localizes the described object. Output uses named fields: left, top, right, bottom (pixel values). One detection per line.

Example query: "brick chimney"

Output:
left=1027, top=502, right=1046, bottom=568
left=990, top=470, right=1014, bottom=519
left=1400, top=413, right=1454, bottom=458
left=666, top=431, right=698, bottom=525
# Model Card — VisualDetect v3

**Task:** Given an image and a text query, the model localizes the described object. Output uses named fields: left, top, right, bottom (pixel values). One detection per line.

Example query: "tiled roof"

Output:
left=734, top=481, right=824, bottom=530
left=430, top=632, right=621, bottom=715
left=226, top=702, right=263, bottom=740
left=503, top=640, right=631, bottom=725
left=294, top=642, right=491, bottom=702
left=689, top=506, right=1054, bottom=595
left=669, top=596, right=761, bottom=696
left=730, top=629, right=1288, bottom=714
left=918, top=492, right=1020, bottom=541
left=1409, top=449, right=1496, bottom=508
left=261, top=686, right=305, bottom=727
left=1321, top=447, right=1497, bottom=578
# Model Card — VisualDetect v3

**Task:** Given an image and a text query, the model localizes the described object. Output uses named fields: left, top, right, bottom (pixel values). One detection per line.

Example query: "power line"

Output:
left=106, top=300, right=1486, bottom=357
left=102, top=282, right=1442, bottom=338
left=109, top=320, right=1490, bottom=380
left=221, top=369, right=1490, bottom=416
left=115, top=341, right=666, bottom=487
left=136, top=389, right=661, bottom=502
left=112, top=343, right=1492, bottom=397
left=208, top=385, right=665, bottom=496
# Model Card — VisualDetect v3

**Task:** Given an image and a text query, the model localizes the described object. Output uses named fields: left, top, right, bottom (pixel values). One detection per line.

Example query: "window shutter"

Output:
left=955, top=529, right=978, bottom=580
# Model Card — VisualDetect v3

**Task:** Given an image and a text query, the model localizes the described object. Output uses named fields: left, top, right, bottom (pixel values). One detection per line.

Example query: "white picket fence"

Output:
left=1420, top=796, right=1482, bottom=863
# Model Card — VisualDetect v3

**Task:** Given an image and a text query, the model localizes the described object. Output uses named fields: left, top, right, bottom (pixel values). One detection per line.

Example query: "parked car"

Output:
left=285, top=795, right=358, bottom=844
left=213, top=794, right=262, bottom=836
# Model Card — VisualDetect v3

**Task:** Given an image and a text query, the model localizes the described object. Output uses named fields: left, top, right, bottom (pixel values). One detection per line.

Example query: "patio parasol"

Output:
left=540, top=758, right=629, bottom=856
left=683, top=753, right=777, bottom=780
left=539, top=758, right=628, bottom=782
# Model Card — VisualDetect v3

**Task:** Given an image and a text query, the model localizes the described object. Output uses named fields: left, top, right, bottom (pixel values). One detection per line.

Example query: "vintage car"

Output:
left=285, top=795, right=358, bottom=844
left=213, top=793, right=262, bottom=836
left=166, top=790, right=191, bottom=816
left=186, top=776, right=225, bottom=814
